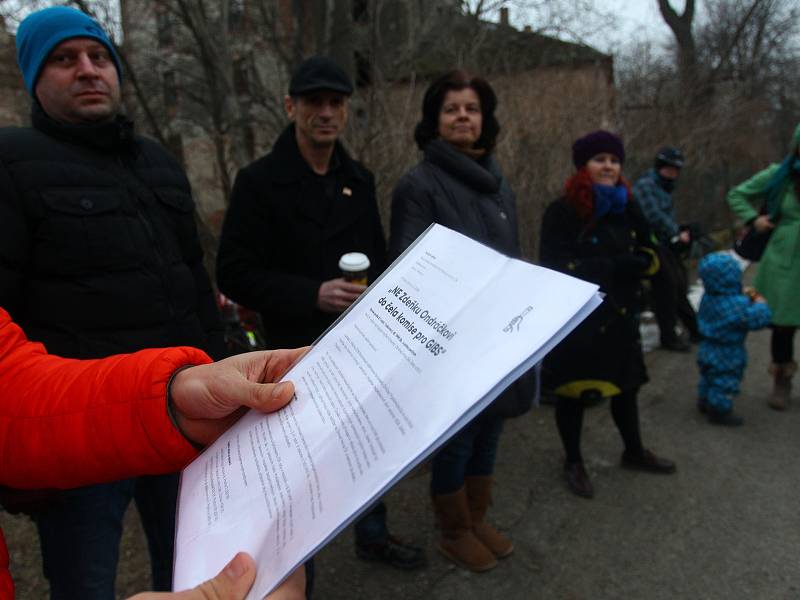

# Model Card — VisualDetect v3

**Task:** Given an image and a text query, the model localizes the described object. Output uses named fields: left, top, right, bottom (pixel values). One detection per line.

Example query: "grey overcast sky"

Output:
left=590, top=0, right=671, bottom=46
left=504, top=0, right=682, bottom=54
left=4, top=0, right=693, bottom=54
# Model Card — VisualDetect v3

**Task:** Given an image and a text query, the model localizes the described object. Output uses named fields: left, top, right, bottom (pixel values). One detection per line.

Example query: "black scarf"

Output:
left=424, top=139, right=501, bottom=194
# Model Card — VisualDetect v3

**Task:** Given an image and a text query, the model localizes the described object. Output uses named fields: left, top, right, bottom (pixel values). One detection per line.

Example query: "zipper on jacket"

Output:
left=117, top=155, right=177, bottom=320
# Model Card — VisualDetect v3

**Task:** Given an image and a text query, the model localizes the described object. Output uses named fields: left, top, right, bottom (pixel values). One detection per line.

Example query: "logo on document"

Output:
left=503, top=306, right=533, bottom=333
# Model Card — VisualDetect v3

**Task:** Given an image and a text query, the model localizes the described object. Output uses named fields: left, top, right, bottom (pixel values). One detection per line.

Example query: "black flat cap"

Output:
left=289, top=56, right=354, bottom=96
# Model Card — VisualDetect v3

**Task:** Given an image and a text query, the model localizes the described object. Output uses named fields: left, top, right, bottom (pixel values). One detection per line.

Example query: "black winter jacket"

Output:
left=389, top=139, right=535, bottom=418
left=539, top=197, right=656, bottom=398
left=0, top=105, right=225, bottom=360
left=216, top=125, right=387, bottom=349
left=389, top=139, right=520, bottom=260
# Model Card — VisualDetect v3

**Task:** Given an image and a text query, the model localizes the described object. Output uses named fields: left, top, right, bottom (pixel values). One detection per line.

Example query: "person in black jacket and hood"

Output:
left=540, top=131, right=676, bottom=500
left=0, top=6, right=225, bottom=599
left=390, top=70, right=535, bottom=573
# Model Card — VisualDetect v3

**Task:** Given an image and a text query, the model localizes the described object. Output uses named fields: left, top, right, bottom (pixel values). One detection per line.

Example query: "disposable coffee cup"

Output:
left=339, top=252, right=370, bottom=285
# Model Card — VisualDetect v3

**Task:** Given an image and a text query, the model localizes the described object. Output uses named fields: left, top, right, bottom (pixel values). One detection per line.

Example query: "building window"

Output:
left=233, top=58, right=250, bottom=95
left=163, top=70, right=178, bottom=110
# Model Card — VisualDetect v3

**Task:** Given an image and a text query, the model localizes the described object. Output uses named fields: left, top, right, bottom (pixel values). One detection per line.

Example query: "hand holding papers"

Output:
left=174, top=224, right=602, bottom=598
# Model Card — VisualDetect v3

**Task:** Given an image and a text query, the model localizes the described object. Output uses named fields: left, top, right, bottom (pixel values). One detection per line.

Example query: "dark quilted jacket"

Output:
left=0, top=104, right=225, bottom=360
left=388, top=139, right=535, bottom=418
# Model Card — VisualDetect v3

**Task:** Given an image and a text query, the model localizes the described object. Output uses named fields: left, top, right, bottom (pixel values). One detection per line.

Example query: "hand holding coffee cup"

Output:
left=317, top=253, right=371, bottom=314
left=338, top=252, right=370, bottom=285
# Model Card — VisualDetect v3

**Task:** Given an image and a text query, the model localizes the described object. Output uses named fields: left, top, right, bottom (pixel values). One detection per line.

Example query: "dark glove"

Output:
left=613, top=249, right=654, bottom=277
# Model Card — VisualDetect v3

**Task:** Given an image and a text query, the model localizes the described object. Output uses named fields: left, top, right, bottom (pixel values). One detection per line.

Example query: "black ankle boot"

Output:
left=621, top=449, right=676, bottom=474
left=563, top=460, right=594, bottom=498
left=707, top=409, right=744, bottom=427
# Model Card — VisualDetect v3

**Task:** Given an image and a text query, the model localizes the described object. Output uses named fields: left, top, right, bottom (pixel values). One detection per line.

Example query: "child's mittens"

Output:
left=743, top=287, right=765, bottom=303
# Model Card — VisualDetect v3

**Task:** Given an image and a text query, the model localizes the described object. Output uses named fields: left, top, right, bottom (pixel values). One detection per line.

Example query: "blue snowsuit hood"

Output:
left=698, top=252, right=741, bottom=296
left=696, top=251, right=772, bottom=412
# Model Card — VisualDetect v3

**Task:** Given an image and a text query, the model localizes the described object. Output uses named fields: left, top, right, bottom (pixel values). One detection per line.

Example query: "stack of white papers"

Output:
left=174, top=224, right=601, bottom=598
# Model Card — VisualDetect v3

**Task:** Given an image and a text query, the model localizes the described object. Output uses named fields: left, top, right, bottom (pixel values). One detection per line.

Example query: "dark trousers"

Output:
left=354, top=501, right=390, bottom=545
left=34, top=474, right=178, bottom=599
left=555, top=389, right=644, bottom=464
left=430, top=414, right=504, bottom=495
left=652, top=244, right=699, bottom=342
left=771, top=325, right=797, bottom=363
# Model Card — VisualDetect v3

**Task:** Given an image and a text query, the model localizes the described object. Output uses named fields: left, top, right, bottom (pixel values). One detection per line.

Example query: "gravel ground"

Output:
left=3, top=317, right=799, bottom=598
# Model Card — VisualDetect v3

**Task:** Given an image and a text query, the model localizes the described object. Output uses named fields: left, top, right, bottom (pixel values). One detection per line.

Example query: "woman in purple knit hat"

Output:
left=539, top=130, right=677, bottom=498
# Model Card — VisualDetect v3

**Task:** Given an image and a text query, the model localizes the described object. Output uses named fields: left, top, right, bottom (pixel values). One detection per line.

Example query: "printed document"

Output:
left=173, top=224, right=602, bottom=597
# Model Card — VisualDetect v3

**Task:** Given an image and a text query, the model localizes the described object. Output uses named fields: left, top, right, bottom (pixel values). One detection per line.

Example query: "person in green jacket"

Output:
left=726, top=123, right=800, bottom=410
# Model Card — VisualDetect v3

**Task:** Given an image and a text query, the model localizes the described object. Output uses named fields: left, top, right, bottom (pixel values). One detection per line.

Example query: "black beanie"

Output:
left=654, top=146, right=685, bottom=169
left=572, top=130, right=625, bottom=168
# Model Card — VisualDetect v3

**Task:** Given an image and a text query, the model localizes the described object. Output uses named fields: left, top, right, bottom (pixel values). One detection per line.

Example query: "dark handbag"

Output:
left=483, top=363, right=541, bottom=419
left=733, top=209, right=773, bottom=262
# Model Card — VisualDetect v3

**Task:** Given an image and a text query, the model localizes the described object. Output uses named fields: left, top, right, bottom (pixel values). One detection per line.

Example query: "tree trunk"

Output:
left=657, top=0, right=697, bottom=90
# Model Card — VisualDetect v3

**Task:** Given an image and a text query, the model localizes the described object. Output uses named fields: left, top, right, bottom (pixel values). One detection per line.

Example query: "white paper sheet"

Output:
left=173, top=224, right=601, bottom=598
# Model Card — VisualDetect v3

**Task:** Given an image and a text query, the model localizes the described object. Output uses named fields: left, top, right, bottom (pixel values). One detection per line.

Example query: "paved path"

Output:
left=3, top=327, right=799, bottom=598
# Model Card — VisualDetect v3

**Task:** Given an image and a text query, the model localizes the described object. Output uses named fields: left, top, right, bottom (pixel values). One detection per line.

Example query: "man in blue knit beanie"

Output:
left=16, top=6, right=122, bottom=92
left=0, top=6, right=230, bottom=599
left=15, top=6, right=123, bottom=122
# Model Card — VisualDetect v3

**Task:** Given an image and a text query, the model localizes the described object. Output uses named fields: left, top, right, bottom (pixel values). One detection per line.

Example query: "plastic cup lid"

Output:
left=339, top=252, right=370, bottom=272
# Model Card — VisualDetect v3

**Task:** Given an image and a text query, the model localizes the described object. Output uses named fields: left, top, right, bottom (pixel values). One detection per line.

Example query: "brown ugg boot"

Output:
left=768, top=361, right=797, bottom=410
left=432, top=487, right=497, bottom=572
left=465, top=475, right=514, bottom=558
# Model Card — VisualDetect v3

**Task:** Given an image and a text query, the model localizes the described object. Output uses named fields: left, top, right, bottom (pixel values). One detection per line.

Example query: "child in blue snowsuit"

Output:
left=697, top=252, right=772, bottom=425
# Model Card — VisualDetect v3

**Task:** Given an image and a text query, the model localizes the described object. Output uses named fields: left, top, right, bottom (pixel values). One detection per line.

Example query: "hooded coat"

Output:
left=0, top=307, right=205, bottom=599
left=727, top=123, right=800, bottom=325
left=696, top=252, right=772, bottom=409
left=697, top=252, right=772, bottom=347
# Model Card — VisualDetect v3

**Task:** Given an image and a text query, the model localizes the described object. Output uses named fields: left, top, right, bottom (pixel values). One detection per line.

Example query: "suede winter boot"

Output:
left=464, top=476, right=514, bottom=558
left=432, top=487, right=497, bottom=572
left=768, top=361, right=797, bottom=411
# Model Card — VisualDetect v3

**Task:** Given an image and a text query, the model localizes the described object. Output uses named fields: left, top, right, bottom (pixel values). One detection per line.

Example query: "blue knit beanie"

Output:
left=16, top=6, right=123, bottom=95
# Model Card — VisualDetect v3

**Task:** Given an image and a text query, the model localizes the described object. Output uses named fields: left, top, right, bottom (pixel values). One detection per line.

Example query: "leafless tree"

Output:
left=0, top=0, right=622, bottom=260
left=617, top=0, right=800, bottom=237
left=657, top=0, right=696, bottom=89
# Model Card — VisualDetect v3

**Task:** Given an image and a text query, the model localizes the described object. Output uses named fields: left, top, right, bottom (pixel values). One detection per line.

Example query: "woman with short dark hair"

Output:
left=412, top=71, right=500, bottom=153
left=389, top=70, right=533, bottom=573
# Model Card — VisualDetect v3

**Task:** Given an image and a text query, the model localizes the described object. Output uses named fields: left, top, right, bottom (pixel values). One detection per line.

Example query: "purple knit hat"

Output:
left=572, top=130, right=625, bottom=168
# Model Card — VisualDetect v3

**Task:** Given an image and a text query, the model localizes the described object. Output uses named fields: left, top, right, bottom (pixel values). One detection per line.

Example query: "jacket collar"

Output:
left=270, top=124, right=364, bottom=184
left=31, top=101, right=136, bottom=154
left=424, top=139, right=501, bottom=194
left=648, top=167, right=676, bottom=193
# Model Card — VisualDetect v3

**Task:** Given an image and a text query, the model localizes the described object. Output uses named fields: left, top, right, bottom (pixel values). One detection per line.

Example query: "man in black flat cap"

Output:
left=217, top=56, right=425, bottom=572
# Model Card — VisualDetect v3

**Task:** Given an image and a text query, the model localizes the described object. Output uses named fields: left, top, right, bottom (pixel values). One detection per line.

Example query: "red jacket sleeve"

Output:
left=0, top=308, right=210, bottom=489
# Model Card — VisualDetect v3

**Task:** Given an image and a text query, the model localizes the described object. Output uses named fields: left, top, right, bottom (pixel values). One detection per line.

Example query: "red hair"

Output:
left=563, top=167, right=632, bottom=223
